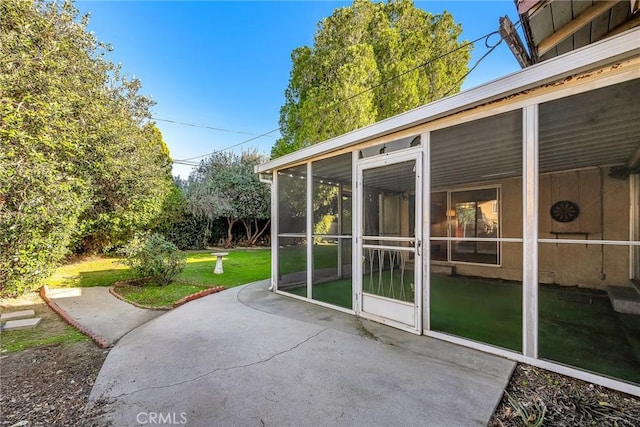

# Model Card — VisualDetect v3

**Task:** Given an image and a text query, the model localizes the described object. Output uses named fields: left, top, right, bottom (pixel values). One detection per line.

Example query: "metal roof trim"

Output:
left=256, top=27, right=639, bottom=174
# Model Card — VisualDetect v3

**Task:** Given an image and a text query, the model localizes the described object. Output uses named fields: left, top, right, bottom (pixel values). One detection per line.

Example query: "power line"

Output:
left=319, top=29, right=501, bottom=115
left=174, top=26, right=509, bottom=164
left=310, top=28, right=506, bottom=143
left=175, top=127, right=280, bottom=162
left=173, top=159, right=199, bottom=166
left=153, top=117, right=274, bottom=137
left=442, top=32, right=505, bottom=97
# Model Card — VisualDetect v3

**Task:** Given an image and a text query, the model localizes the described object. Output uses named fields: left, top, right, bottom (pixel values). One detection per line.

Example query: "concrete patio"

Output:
left=89, top=280, right=515, bottom=426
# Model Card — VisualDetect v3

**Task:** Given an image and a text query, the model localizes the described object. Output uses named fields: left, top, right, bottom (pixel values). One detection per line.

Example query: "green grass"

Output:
left=113, top=282, right=210, bottom=308
left=0, top=294, right=88, bottom=353
left=45, top=256, right=135, bottom=288
left=44, top=249, right=271, bottom=308
left=176, top=249, right=270, bottom=286
left=46, top=249, right=271, bottom=289
left=1, top=324, right=87, bottom=353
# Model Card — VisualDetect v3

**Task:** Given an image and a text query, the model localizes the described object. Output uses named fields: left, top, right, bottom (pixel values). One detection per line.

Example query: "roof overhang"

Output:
left=256, top=27, right=640, bottom=174
left=517, top=0, right=640, bottom=63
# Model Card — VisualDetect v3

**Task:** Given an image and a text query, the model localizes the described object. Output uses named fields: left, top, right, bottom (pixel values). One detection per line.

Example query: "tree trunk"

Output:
left=241, top=218, right=270, bottom=246
left=225, top=217, right=236, bottom=248
left=242, top=219, right=252, bottom=246
left=250, top=218, right=271, bottom=246
left=203, top=218, right=211, bottom=249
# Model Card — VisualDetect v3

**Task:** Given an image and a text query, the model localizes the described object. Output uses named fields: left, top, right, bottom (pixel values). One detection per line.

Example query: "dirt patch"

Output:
left=490, top=364, right=640, bottom=426
left=0, top=341, right=107, bottom=426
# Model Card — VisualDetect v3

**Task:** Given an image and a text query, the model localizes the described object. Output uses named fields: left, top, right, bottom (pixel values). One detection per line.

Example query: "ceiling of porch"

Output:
left=281, top=79, right=639, bottom=193
left=432, top=78, right=639, bottom=187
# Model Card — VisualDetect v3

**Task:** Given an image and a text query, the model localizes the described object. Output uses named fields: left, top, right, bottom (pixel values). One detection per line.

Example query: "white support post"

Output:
left=523, top=104, right=539, bottom=358
left=337, top=184, right=343, bottom=278
left=630, top=175, right=640, bottom=279
left=352, top=150, right=360, bottom=313
left=422, top=131, right=430, bottom=332
left=271, top=170, right=278, bottom=292
left=307, top=162, right=313, bottom=299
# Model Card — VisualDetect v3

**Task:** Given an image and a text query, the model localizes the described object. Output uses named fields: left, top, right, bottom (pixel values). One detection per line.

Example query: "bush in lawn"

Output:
left=122, top=233, right=186, bottom=285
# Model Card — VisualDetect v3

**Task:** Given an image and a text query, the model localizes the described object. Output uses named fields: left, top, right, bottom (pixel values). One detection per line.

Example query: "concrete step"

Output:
left=1, top=317, right=42, bottom=332
left=0, top=309, right=35, bottom=321
left=608, top=285, right=640, bottom=315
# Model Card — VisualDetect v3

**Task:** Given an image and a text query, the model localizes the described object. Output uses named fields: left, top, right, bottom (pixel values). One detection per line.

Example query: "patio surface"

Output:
left=285, top=273, right=640, bottom=384
left=89, top=280, right=515, bottom=426
left=45, top=286, right=163, bottom=346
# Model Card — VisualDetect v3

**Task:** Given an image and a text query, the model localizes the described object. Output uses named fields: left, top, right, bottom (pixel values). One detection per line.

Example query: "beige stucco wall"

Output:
left=539, top=168, right=630, bottom=288
left=437, top=168, right=631, bottom=289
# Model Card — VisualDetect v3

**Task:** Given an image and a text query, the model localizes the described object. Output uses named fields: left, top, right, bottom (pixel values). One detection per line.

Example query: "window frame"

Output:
left=431, top=184, right=503, bottom=267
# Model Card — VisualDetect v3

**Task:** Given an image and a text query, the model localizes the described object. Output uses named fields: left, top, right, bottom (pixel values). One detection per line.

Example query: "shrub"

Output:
left=121, top=233, right=186, bottom=286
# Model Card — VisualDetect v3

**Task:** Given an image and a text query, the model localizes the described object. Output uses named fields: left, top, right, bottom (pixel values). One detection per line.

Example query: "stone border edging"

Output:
left=39, top=286, right=110, bottom=349
left=172, top=286, right=225, bottom=308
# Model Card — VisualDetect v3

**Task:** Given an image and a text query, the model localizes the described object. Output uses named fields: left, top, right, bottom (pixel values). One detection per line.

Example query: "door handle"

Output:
left=416, top=239, right=422, bottom=256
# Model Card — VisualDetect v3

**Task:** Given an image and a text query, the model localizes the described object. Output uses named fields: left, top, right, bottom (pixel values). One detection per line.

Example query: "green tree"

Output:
left=272, top=0, right=470, bottom=157
left=0, top=0, right=174, bottom=296
left=78, top=122, right=175, bottom=252
left=186, top=151, right=270, bottom=248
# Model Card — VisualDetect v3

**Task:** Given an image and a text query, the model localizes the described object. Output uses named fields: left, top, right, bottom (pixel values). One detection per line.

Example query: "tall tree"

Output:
left=0, top=0, right=174, bottom=296
left=272, top=0, right=470, bottom=158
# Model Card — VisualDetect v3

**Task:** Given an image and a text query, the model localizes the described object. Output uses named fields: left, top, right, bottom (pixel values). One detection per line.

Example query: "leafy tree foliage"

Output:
left=272, top=0, right=470, bottom=157
left=0, top=0, right=174, bottom=296
left=186, top=151, right=270, bottom=248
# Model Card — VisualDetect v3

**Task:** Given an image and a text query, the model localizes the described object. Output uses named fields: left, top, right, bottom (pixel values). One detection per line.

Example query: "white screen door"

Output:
left=356, top=150, right=422, bottom=332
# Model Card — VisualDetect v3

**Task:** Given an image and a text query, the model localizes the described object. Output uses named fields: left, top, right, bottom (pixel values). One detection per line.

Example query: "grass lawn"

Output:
left=113, top=282, right=210, bottom=308
left=45, top=249, right=271, bottom=308
left=45, top=256, right=136, bottom=288
left=176, top=249, right=270, bottom=286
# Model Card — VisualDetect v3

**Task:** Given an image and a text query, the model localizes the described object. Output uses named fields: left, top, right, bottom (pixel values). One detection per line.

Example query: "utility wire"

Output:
left=176, top=127, right=280, bottom=162
left=154, top=117, right=274, bottom=137
left=441, top=33, right=504, bottom=98
left=310, top=30, right=501, bottom=119
left=311, top=28, right=505, bottom=143
left=174, top=26, right=509, bottom=164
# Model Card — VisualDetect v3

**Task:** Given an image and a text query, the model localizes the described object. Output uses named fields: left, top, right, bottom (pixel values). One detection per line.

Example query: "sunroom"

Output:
left=256, top=29, right=640, bottom=395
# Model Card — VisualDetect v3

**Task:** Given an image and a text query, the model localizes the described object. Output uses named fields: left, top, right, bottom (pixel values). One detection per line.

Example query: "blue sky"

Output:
left=76, top=1, right=524, bottom=177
